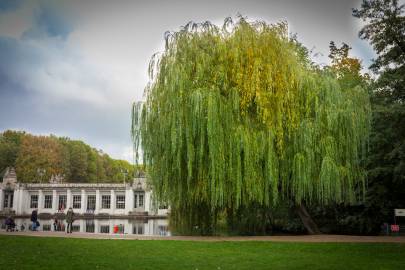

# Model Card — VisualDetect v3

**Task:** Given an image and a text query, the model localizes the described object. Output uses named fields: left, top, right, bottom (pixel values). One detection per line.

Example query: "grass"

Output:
left=0, top=235, right=404, bottom=270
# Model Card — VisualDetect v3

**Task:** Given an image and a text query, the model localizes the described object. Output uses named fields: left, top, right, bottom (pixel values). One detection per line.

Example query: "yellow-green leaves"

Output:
left=132, top=17, right=371, bottom=233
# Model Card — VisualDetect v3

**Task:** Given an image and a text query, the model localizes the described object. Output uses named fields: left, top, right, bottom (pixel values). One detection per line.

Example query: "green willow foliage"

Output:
left=132, top=17, right=371, bottom=233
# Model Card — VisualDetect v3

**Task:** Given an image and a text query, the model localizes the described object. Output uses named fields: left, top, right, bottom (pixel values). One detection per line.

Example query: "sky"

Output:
left=0, top=0, right=376, bottom=163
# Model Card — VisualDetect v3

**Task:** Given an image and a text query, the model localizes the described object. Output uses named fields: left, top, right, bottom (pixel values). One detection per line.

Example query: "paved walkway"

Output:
left=1, top=230, right=405, bottom=243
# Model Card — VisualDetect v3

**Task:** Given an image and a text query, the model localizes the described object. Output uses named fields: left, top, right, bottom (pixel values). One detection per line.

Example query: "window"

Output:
left=139, top=194, right=144, bottom=207
left=30, top=195, right=38, bottom=208
left=43, top=224, right=51, bottom=231
left=44, top=195, right=52, bottom=209
left=9, top=193, right=13, bottom=208
left=72, top=225, right=80, bottom=232
left=58, top=195, right=66, bottom=210
left=54, top=220, right=65, bottom=231
left=134, top=192, right=144, bottom=208
left=133, top=223, right=144, bottom=235
left=73, top=195, right=81, bottom=209
left=87, top=195, right=96, bottom=210
left=86, top=220, right=95, bottom=233
left=100, top=225, right=110, bottom=233
left=158, top=225, right=169, bottom=236
left=3, top=195, right=8, bottom=208
left=116, top=195, right=125, bottom=209
left=138, top=225, right=144, bottom=235
left=101, top=195, right=110, bottom=209
left=4, top=193, right=13, bottom=208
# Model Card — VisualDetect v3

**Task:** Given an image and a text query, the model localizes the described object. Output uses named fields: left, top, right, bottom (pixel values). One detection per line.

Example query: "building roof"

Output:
left=21, top=177, right=149, bottom=190
left=1, top=167, right=17, bottom=183
left=0, top=167, right=150, bottom=190
left=25, top=183, right=129, bottom=188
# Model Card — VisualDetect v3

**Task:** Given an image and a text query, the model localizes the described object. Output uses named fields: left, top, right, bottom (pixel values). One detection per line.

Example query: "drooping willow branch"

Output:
left=132, top=17, right=371, bottom=230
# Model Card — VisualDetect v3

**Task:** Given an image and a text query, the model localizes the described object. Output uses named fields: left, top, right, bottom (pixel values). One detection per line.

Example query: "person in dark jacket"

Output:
left=5, top=216, right=16, bottom=232
left=66, top=207, right=74, bottom=233
left=30, top=209, right=38, bottom=231
left=53, top=218, right=58, bottom=231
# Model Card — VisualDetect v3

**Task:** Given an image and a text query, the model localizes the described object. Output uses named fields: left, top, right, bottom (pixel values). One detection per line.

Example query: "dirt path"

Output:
left=1, top=231, right=405, bottom=243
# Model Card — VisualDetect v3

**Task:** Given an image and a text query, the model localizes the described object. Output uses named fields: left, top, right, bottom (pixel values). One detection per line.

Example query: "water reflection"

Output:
left=1, top=218, right=170, bottom=236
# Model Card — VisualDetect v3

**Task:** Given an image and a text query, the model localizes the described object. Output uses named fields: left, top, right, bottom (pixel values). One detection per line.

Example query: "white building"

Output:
left=0, top=167, right=169, bottom=235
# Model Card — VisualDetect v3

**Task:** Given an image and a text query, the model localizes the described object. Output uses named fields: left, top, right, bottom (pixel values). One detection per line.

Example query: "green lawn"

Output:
left=0, top=236, right=404, bottom=270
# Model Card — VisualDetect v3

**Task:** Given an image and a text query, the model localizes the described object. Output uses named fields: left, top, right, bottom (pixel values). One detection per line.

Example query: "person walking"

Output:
left=66, top=207, right=74, bottom=233
left=30, top=209, right=38, bottom=231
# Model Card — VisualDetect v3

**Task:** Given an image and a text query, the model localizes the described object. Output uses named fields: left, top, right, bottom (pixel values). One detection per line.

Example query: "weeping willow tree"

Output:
left=132, top=17, right=371, bottom=235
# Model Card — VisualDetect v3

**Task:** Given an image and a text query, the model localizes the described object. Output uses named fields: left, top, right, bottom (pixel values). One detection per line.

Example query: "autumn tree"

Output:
left=15, top=135, right=63, bottom=182
left=327, top=41, right=370, bottom=89
left=0, top=130, right=134, bottom=183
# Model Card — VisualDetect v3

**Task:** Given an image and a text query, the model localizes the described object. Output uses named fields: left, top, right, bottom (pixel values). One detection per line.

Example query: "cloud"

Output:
left=0, top=36, right=106, bottom=106
left=37, top=4, right=73, bottom=39
left=22, top=2, right=73, bottom=40
left=0, top=0, right=24, bottom=13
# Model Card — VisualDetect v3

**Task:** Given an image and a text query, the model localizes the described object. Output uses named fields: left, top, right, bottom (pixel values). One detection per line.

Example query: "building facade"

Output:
left=0, top=168, right=169, bottom=235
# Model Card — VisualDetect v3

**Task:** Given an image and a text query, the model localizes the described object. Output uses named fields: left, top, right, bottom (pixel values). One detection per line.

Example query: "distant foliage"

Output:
left=132, top=17, right=371, bottom=233
left=0, top=131, right=135, bottom=183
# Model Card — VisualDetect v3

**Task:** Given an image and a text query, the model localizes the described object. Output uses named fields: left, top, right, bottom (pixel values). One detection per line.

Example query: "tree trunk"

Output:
left=296, top=204, right=321, bottom=235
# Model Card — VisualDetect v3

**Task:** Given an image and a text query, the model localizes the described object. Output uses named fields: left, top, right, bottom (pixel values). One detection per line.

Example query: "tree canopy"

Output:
left=327, top=41, right=371, bottom=89
left=0, top=130, right=135, bottom=183
left=132, top=17, right=371, bottom=233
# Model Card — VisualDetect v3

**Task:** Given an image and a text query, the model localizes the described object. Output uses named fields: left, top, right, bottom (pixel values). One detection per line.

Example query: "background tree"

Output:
left=15, top=135, right=63, bottom=182
left=68, top=141, right=89, bottom=182
left=0, top=130, right=134, bottom=183
left=351, top=0, right=405, bottom=232
left=58, top=137, right=72, bottom=181
left=132, top=17, right=371, bottom=235
left=327, top=41, right=370, bottom=89
left=96, top=150, right=107, bottom=181
left=0, top=130, right=25, bottom=173
left=86, top=147, right=98, bottom=182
